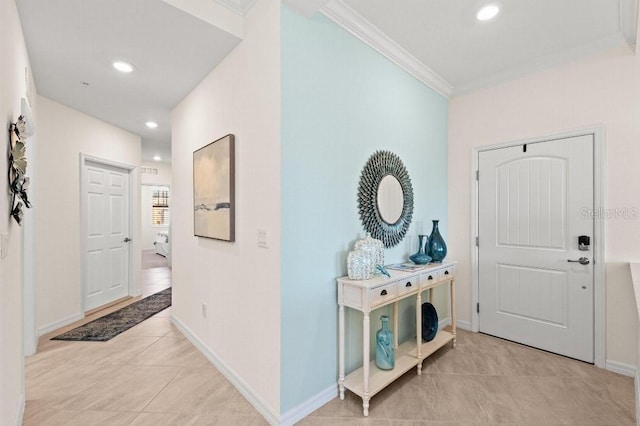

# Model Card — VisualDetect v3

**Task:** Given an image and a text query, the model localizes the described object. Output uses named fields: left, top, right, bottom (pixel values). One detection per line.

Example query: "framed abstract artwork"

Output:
left=193, top=134, right=235, bottom=241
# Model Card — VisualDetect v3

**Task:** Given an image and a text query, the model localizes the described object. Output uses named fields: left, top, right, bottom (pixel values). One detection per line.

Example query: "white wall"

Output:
left=141, top=185, right=170, bottom=250
left=35, top=96, right=141, bottom=333
left=141, top=161, right=171, bottom=186
left=448, top=46, right=640, bottom=367
left=171, top=0, right=281, bottom=417
left=0, top=0, right=37, bottom=421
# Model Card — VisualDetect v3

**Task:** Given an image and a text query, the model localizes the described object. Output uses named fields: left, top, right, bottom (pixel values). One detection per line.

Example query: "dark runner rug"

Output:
left=52, top=288, right=172, bottom=342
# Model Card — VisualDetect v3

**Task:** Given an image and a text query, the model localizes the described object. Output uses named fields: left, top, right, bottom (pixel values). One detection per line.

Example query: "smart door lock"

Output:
left=578, top=235, right=590, bottom=251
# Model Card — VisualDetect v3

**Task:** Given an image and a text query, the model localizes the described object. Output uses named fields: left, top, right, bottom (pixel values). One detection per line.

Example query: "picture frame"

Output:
left=193, top=134, right=235, bottom=241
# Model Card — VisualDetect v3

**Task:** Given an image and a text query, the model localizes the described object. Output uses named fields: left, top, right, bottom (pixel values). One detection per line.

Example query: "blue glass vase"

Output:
left=409, top=234, right=431, bottom=265
left=375, top=315, right=394, bottom=370
left=427, top=220, right=447, bottom=262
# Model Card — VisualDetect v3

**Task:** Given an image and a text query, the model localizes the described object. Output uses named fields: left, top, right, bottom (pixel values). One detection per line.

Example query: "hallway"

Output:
left=23, top=266, right=266, bottom=425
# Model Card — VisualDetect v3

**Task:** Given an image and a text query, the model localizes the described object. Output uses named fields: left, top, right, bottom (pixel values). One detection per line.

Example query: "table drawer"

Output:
left=440, top=265, right=455, bottom=280
left=421, top=266, right=455, bottom=287
left=369, top=283, right=397, bottom=307
left=422, top=270, right=440, bottom=286
left=397, top=277, right=417, bottom=296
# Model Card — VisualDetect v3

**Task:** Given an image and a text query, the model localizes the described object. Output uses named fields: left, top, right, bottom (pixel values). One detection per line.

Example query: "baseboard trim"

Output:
left=37, top=312, right=84, bottom=336
left=171, top=314, right=280, bottom=425
left=635, top=375, right=640, bottom=426
left=279, top=384, right=337, bottom=426
left=456, top=320, right=473, bottom=331
left=438, top=317, right=451, bottom=329
left=85, top=296, right=131, bottom=316
left=605, top=360, right=636, bottom=377
left=15, top=392, right=25, bottom=426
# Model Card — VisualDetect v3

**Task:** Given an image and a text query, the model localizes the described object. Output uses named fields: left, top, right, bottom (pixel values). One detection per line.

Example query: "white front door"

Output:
left=478, top=135, right=594, bottom=362
left=84, top=160, right=130, bottom=311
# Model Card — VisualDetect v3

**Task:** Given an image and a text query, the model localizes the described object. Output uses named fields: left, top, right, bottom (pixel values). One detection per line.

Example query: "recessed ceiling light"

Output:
left=112, top=61, right=134, bottom=73
left=477, top=4, right=500, bottom=21
left=145, top=121, right=158, bottom=129
left=153, top=155, right=162, bottom=161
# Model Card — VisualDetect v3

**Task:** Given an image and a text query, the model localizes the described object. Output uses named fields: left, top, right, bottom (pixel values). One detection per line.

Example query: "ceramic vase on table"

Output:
left=427, top=220, right=447, bottom=262
left=375, top=315, right=394, bottom=370
left=409, top=234, right=432, bottom=265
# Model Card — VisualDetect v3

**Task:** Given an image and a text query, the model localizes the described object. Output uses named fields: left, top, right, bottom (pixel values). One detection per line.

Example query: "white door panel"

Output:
left=497, top=157, right=567, bottom=249
left=479, top=135, right=594, bottom=362
left=84, top=161, right=130, bottom=311
left=496, top=264, right=568, bottom=326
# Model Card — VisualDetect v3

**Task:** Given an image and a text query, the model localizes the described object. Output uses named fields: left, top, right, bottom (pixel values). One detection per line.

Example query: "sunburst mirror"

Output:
left=357, top=151, right=413, bottom=248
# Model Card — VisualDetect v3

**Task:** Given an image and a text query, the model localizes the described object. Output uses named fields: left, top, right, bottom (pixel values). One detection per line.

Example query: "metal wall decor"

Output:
left=8, top=116, right=31, bottom=225
left=357, top=151, right=413, bottom=248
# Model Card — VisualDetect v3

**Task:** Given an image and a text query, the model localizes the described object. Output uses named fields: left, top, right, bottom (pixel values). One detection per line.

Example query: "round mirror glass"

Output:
left=377, top=175, right=403, bottom=224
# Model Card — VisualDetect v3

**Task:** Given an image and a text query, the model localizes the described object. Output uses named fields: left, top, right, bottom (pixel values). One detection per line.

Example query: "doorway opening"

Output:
left=141, top=184, right=171, bottom=297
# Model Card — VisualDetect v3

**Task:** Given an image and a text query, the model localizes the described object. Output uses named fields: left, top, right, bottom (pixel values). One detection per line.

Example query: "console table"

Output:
left=337, top=261, right=456, bottom=416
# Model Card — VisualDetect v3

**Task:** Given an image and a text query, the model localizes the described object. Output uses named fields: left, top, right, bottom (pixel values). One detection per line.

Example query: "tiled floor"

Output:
left=301, top=330, right=636, bottom=425
left=24, top=266, right=266, bottom=425
left=24, top=266, right=635, bottom=425
left=142, top=250, right=169, bottom=270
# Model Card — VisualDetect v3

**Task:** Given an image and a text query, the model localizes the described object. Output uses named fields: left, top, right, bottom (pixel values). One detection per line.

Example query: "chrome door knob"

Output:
left=123, top=237, right=131, bottom=243
left=567, top=257, right=590, bottom=265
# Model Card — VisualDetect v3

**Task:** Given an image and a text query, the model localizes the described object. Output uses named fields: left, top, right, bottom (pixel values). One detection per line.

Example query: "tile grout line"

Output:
left=136, top=365, right=188, bottom=415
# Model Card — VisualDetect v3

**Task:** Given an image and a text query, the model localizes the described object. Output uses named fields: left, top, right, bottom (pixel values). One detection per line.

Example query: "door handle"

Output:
left=123, top=237, right=131, bottom=243
left=567, top=257, right=589, bottom=265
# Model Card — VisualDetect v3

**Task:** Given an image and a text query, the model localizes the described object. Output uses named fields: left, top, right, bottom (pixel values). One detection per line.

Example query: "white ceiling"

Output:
left=16, top=0, right=245, bottom=163
left=340, top=0, right=638, bottom=94
left=17, top=0, right=639, bottom=163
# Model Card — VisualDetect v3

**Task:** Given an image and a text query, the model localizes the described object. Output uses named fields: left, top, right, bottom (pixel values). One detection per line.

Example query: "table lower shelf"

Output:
left=343, top=330, right=454, bottom=399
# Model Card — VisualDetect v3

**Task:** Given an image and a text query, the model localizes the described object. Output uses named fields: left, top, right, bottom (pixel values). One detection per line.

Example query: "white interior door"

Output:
left=478, top=135, right=594, bottom=362
left=84, top=160, right=130, bottom=311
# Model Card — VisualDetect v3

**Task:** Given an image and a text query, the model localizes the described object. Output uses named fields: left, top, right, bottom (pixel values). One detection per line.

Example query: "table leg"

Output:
left=393, top=302, right=398, bottom=349
left=363, top=312, right=370, bottom=416
left=451, top=279, right=457, bottom=348
left=416, top=290, right=422, bottom=375
left=338, top=304, right=345, bottom=399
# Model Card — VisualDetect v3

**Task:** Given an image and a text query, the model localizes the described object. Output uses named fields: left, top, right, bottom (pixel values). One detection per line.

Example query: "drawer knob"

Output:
left=405, top=282, right=412, bottom=288
left=444, top=270, right=449, bottom=275
left=380, top=289, right=388, bottom=296
left=428, top=275, right=433, bottom=280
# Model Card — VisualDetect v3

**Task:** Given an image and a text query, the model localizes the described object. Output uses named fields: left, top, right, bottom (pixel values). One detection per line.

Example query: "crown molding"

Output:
left=213, top=0, right=257, bottom=16
left=282, top=0, right=330, bottom=18
left=452, top=32, right=632, bottom=96
left=162, top=0, right=244, bottom=38
left=320, top=0, right=452, bottom=98
left=619, top=0, right=638, bottom=47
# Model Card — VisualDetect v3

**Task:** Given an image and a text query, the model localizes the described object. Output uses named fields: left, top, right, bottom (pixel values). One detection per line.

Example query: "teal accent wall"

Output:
left=281, top=6, right=448, bottom=413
